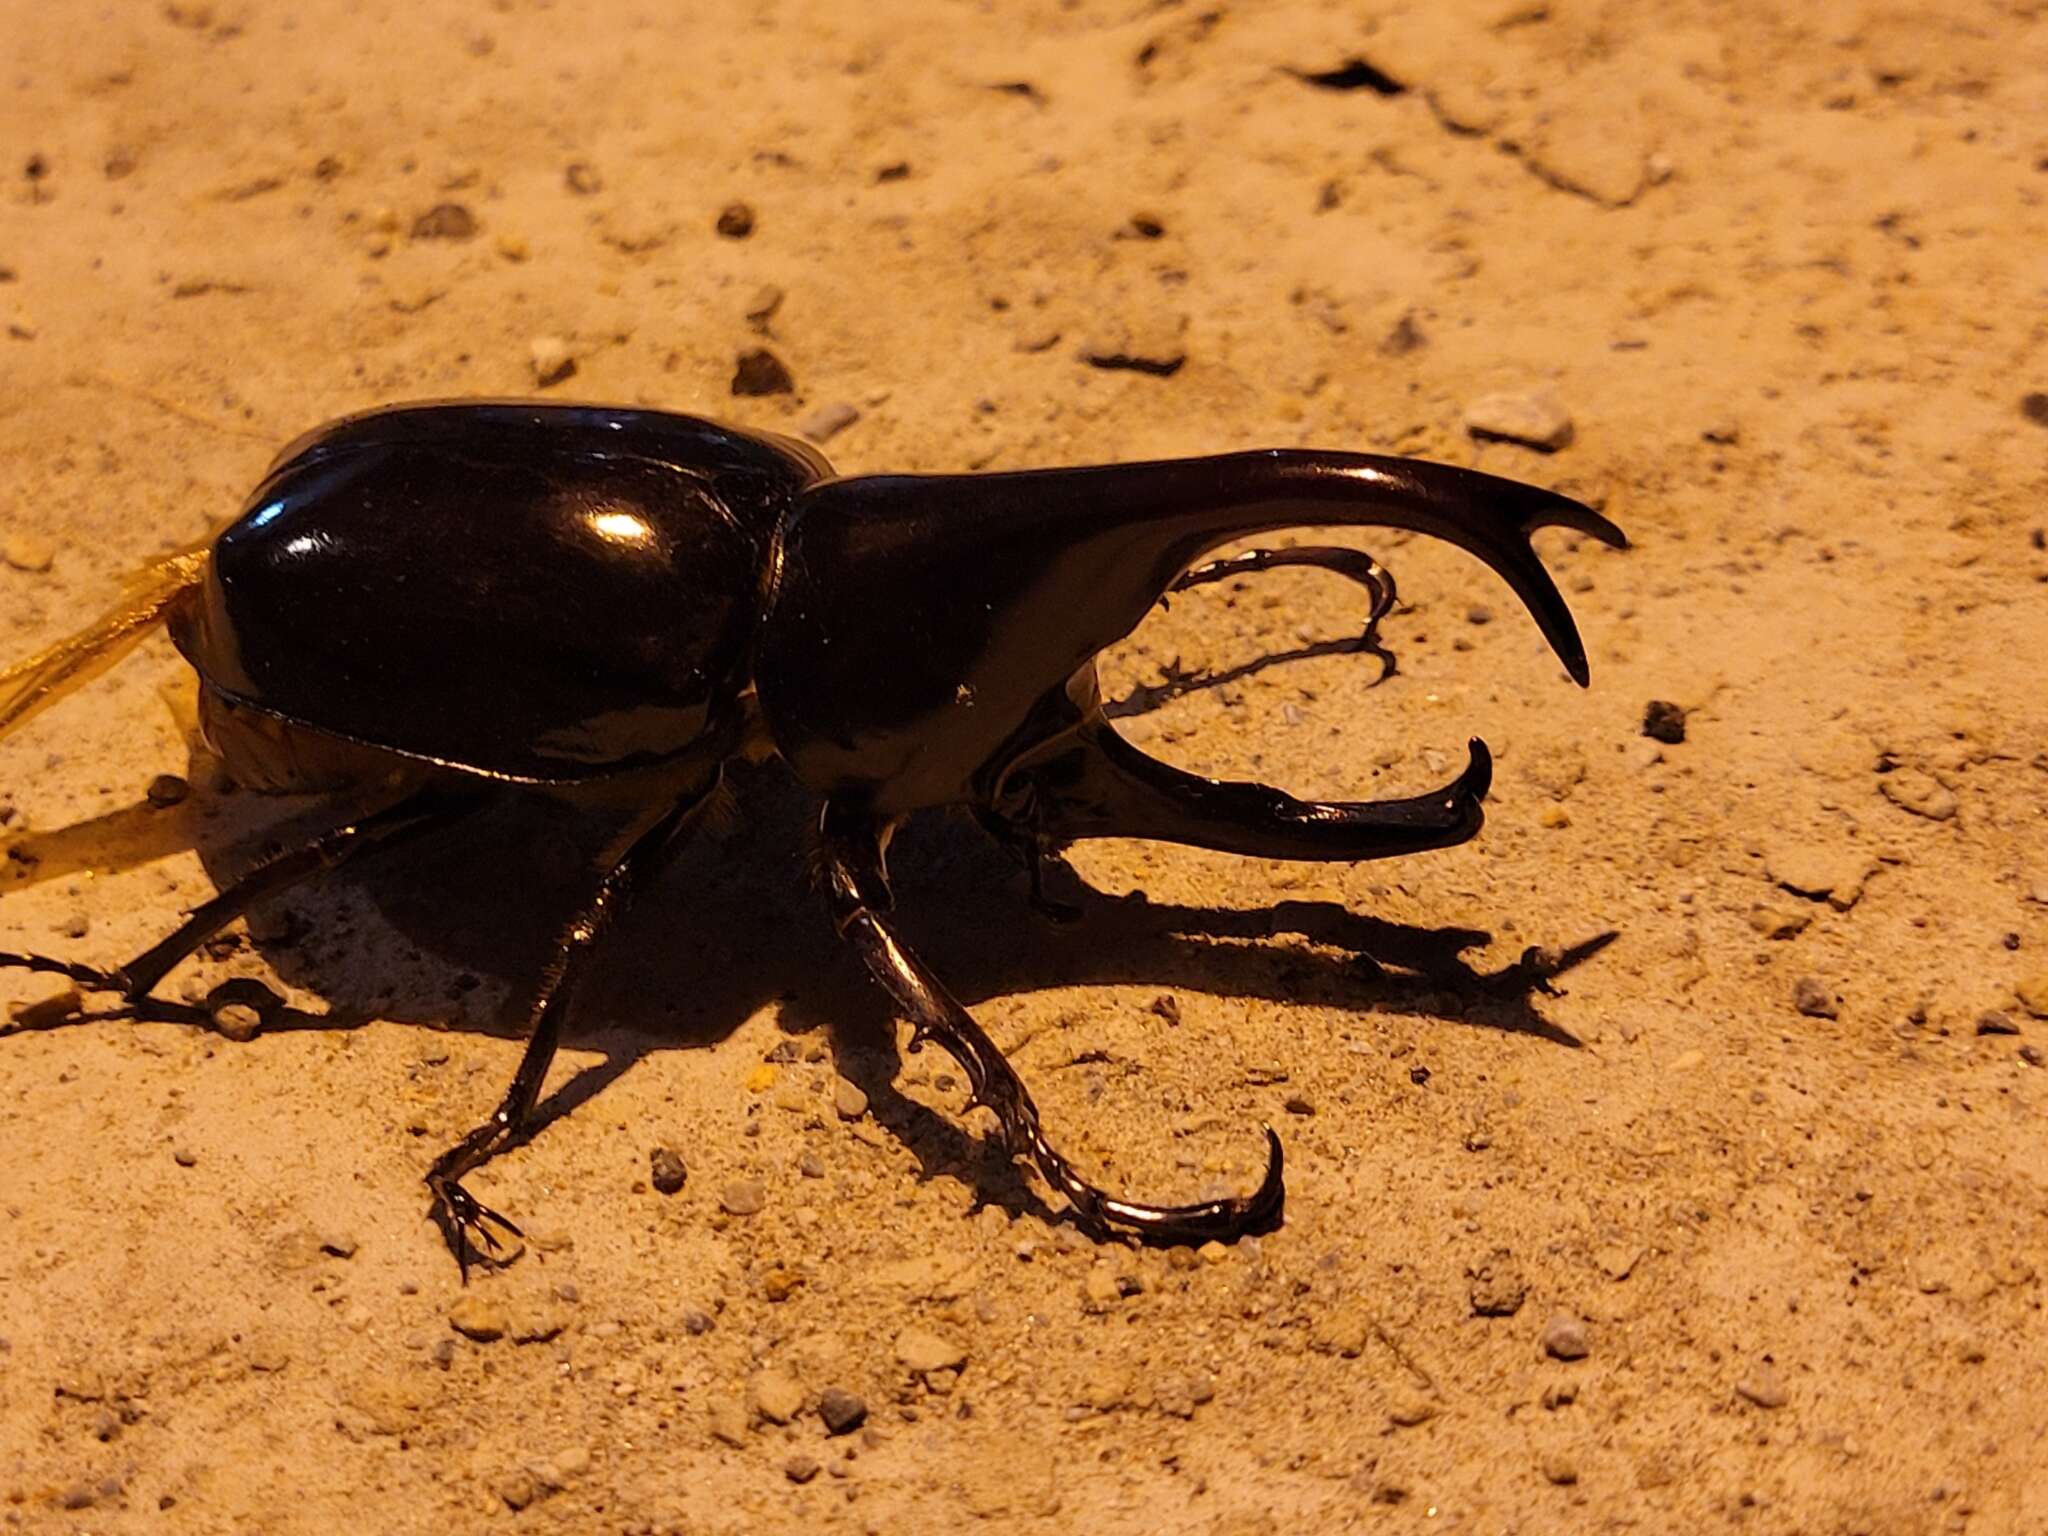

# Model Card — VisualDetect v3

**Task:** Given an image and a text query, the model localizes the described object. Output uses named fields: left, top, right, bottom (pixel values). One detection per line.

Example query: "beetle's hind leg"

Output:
left=817, top=804, right=1283, bottom=1244
left=1171, top=544, right=1399, bottom=681
left=424, top=782, right=715, bottom=1280
left=1, top=788, right=485, bottom=1026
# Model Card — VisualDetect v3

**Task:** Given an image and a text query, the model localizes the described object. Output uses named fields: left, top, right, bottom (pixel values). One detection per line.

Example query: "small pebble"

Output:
left=2, top=533, right=55, bottom=572
left=563, top=161, right=602, bottom=195
left=707, top=1397, right=747, bottom=1446
left=1735, top=1362, right=1789, bottom=1409
left=2012, top=973, right=2048, bottom=1019
left=1465, top=603, right=1493, bottom=625
left=1975, top=1011, right=2019, bottom=1036
left=1082, top=1266, right=1124, bottom=1310
left=785, top=1454, right=821, bottom=1485
left=1540, top=1450, right=1579, bottom=1486
left=410, top=202, right=478, bottom=241
left=1765, top=842, right=1872, bottom=910
left=58, top=911, right=89, bottom=939
left=493, top=1470, right=536, bottom=1511
left=1076, top=314, right=1186, bottom=376
left=1311, top=1307, right=1371, bottom=1358
left=1541, top=1313, right=1590, bottom=1361
left=1283, top=1094, right=1315, bottom=1115
left=543, top=1447, right=591, bottom=1487
left=715, top=201, right=756, bottom=238
left=744, top=284, right=784, bottom=328
left=1149, top=994, right=1182, bottom=1026
left=145, top=773, right=190, bottom=807
left=894, top=1326, right=966, bottom=1375
left=211, top=1002, right=263, bottom=1042
left=319, top=1231, right=359, bottom=1259
left=1387, top=1390, right=1437, bottom=1427
left=818, top=1386, right=867, bottom=1435
left=798, top=401, right=860, bottom=444
left=2019, top=1043, right=2043, bottom=1067
left=1468, top=1251, right=1529, bottom=1317
left=731, top=348, right=794, bottom=396
left=447, top=1296, right=509, bottom=1342
left=172, top=1145, right=197, bottom=1167
left=1880, top=769, right=1957, bottom=822
left=529, top=335, right=576, bottom=387
left=1748, top=904, right=1810, bottom=939
left=649, top=1146, right=688, bottom=1195
left=510, top=1306, right=568, bottom=1344
left=1793, top=977, right=1838, bottom=1019
left=832, top=1076, right=869, bottom=1120
left=1464, top=389, right=1574, bottom=451
left=1642, top=700, right=1687, bottom=744
left=2021, top=391, right=2048, bottom=427
left=681, top=1307, right=715, bottom=1335
left=720, top=1177, right=767, bottom=1215
left=751, top=1368, right=805, bottom=1424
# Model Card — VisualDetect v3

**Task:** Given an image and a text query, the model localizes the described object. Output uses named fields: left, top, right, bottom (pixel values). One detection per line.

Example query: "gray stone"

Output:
left=1464, top=389, right=1574, bottom=451
left=720, top=1178, right=767, bottom=1216
left=832, top=1076, right=869, bottom=1120
left=1735, top=1362, right=1789, bottom=1408
left=1793, top=977, right=1839, bottom=1019
left=649, top=1146, right=688, bottom=1195
left=1541, top=1312, right=1590, bottom=1360
left=817, top=1386, right=867, bottom=1435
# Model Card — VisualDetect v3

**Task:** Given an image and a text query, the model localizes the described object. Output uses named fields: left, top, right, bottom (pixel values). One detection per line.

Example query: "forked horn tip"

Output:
left=1464, top=737, right=1494, bottom=802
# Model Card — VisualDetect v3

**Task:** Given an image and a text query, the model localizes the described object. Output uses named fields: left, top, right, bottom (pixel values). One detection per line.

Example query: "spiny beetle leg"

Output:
left=819, top=805, right=1284, bottom=1245
left=421, top=781, right=714, bottom=1279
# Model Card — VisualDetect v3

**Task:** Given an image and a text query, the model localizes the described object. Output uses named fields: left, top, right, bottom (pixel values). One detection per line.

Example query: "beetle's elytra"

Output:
left=0, top=400, right=1625, bottom=1271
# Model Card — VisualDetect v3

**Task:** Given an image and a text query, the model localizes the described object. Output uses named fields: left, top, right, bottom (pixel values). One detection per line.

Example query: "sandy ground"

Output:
left=3, top=1, right=2047, bottom=1531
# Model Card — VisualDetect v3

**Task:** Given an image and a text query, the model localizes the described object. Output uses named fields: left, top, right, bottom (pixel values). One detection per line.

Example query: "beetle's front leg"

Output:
left=970, top=808, right=1083, bottom=924
left=817, top=804, right=1283, bottom=1244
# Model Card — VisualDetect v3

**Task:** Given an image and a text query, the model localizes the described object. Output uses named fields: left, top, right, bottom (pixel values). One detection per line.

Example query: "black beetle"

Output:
left=0, top=401, right=1624, bottom=1270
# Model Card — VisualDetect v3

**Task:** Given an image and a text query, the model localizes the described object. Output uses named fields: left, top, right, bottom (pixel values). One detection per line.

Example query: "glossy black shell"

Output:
left=172, top=404, right=828, bottom=783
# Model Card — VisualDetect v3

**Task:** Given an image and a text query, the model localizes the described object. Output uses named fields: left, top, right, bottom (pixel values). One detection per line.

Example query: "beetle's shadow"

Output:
left=7, top=756, right=1614, bottom=1226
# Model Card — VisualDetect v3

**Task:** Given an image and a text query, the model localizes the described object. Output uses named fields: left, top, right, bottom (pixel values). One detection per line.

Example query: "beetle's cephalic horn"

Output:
left=1015, top=711, right=1494, bottom=861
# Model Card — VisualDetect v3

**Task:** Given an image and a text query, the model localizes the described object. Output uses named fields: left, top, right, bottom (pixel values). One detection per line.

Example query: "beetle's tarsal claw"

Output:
left=1037, top=1124, right=1285, bottom=1245
left=427, top=1176, right=523, bottom=1283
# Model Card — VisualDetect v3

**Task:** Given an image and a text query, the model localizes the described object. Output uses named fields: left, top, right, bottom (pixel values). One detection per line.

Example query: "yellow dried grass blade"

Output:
left=0, top=549, right=210, bottom=742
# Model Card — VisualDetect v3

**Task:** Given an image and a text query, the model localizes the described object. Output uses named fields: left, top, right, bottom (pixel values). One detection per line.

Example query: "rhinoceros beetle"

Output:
left=0, top=401, right=1624, bottom=1272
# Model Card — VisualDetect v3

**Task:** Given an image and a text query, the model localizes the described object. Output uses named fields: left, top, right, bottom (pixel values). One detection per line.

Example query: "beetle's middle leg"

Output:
left=1, top=788, right=486, bottom=1017
left=424, top=779, right=715, bottom=1279
left=816, top=803, right=1283, bottom=1245
left=1170, top=544, right=1399, bottom=681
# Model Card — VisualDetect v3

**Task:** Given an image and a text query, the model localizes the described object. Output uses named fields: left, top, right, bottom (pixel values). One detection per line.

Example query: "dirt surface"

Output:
left=4, top=2, right=2047, bottom=1532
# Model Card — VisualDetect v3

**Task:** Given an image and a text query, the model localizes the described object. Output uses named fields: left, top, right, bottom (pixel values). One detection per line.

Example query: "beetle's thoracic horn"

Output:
left=763, top=451, right=1621, bottom=812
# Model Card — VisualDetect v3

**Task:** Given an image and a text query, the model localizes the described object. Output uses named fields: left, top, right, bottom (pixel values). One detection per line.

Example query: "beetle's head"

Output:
left=754, top=453, right=1621, bottom=859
